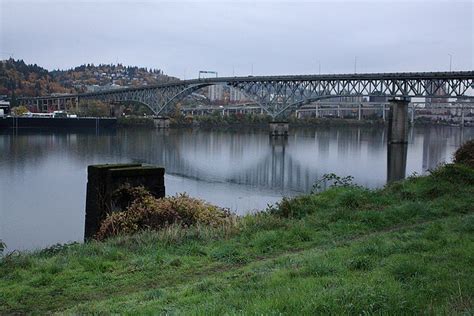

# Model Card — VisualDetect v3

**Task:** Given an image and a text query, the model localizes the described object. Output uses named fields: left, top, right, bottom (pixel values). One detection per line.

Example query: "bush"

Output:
left=96, top=188, right=235, bottom=240
left=454, top=140, right=474, bottom=169
left=10, top=106, right=29, bottom=116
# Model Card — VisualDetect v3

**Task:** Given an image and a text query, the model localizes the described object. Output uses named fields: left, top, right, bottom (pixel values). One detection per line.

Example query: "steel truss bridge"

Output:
left=18, top=71, right=474, bottom=118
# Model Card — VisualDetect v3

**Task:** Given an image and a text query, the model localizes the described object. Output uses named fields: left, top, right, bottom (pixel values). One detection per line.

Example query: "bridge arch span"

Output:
left=17, top=71, right=474, bottom=118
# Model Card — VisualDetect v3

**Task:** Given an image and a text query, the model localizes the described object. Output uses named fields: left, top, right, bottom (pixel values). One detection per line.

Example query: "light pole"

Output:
left=318, top=60, right=321, bottom=75
left=448, top=53, right=453, bottom=71
left=354, top=56, right=358, bottom=74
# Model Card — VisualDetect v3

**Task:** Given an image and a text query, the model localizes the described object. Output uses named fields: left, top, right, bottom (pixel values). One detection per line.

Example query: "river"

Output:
left=0, top=125, right=472, bottom=251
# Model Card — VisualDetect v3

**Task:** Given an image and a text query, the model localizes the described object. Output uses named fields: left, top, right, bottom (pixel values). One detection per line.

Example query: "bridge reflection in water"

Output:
left=2, top=126, right=472, bottom=252
left=0, top=126, right=470, bottom=198
left=93, top=126, right=468, bottom=194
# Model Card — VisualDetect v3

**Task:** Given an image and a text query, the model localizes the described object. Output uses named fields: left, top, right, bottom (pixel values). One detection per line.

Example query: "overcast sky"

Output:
left=1, top=0, right=473, bottom=78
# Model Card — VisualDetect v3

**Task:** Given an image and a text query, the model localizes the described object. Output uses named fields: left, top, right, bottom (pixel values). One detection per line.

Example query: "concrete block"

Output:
left=84, top=163, right=165, bottom=240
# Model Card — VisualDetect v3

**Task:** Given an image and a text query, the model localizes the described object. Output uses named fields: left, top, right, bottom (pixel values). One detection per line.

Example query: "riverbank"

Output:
left=1, top=159, right=473, bottom=313
left=116, top=114, right=470, bottom=130
left=0, top=116, right=117, bottom=129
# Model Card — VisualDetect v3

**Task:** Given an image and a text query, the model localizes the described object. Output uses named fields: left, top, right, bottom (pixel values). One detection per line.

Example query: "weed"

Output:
left=210, top=244, right=249, bottom=264
left=347, top=255, right=374, bottom=271
left=388, top=258, right=427, bottom=282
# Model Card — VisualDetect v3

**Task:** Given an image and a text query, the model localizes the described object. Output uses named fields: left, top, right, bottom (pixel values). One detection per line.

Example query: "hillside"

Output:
left=0, top=162, right=473, bottom=314
left=0, top=59, right=177, bottom=101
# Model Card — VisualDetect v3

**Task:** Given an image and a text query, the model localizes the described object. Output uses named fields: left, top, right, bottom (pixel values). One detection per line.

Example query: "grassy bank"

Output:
left=1, top=163, right=473, bottom=313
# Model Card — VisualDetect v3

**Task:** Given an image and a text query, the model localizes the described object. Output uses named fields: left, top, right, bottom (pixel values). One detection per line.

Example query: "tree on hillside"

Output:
left=11, top=105, right=29, bottom=116
left=75, top=100, right=110, bottom=117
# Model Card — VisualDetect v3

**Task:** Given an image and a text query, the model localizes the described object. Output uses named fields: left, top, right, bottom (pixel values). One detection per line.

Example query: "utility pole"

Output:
left=448, top=53, right=453, bottom=71
left=354, top=56, right=358, bottom=74
left=318, top=61, right=321, bottom=75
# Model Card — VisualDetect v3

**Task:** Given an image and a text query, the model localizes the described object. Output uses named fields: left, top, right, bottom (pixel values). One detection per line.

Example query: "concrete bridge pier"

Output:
left=153, top=116, right=170, bottom=129
left=269, top=121, right=289, bottom=137
left=388, top=98, right=410, bottom=144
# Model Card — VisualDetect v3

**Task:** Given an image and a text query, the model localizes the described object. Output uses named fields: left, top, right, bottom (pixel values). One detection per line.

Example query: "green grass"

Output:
left=1, top=163, right=473, bottom=314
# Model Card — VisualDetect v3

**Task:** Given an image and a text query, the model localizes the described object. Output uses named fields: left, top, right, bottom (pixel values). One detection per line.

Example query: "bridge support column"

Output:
left=153, top=117, right=170, bottom=129
left=269, top=121, right=289, bottom=137
left=382, top=104, right=386, bottom=121
left=358, top=104, right=362, bottom=120
left=388, top=98, right=409, bottom=144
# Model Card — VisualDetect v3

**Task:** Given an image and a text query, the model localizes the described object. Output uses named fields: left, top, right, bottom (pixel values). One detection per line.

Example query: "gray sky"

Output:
left=1, top=0, right=473, bottom=78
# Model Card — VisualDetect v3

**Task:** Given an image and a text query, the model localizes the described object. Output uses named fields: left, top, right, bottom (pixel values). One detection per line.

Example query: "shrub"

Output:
left=96, top=189, right=235, bottom=240
left=430, top=163, right=474, bottom=185
left=10, top=106, right=29, bottom=116
left=453, top=140, right=474, bottom=169
left=111, top=184, right=151, bottom=211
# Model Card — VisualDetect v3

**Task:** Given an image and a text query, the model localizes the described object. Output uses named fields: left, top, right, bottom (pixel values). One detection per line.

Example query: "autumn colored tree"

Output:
left=75, top=100, right=111, bottom=117
left=11, top=105, right=29, bottom=116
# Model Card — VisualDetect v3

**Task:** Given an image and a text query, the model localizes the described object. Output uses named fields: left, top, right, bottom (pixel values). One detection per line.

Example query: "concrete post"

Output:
left=153, top=117, right=170, bottom=129
left=388, top=98, right=409, bottom=144
left=84, top=164, right=165, bottom=240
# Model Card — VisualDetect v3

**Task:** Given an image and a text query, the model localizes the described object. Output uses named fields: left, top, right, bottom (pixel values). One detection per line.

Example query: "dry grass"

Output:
left=96, top=188, right=236, bottom=240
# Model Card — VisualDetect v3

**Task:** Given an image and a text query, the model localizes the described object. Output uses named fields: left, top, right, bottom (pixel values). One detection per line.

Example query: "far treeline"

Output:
left=0, top=58, right=177, bottom=106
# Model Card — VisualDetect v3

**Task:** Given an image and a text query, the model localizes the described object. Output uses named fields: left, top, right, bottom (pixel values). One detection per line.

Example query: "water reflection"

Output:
left=387, top=143, right=408, bottom=183
left=0, top=126, right=473, bottom=251
left=1, top=126, right=471, bottom=193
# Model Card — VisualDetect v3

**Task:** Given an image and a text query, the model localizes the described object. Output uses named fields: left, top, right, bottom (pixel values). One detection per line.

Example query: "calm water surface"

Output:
left=1, top=126, right=472, bottom=251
